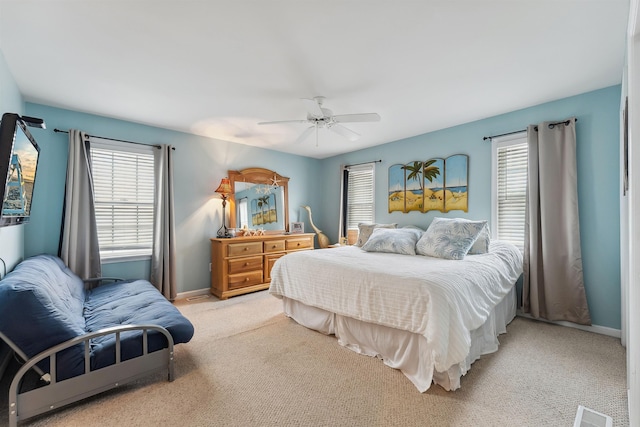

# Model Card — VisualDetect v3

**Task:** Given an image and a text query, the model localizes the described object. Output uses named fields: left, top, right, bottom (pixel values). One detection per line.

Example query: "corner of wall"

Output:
left=0, top=47, right=26, bottom=272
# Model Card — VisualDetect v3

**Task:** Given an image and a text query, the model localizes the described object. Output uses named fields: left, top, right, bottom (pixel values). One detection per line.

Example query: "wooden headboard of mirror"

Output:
left=228, top=167, right=290, bottom=234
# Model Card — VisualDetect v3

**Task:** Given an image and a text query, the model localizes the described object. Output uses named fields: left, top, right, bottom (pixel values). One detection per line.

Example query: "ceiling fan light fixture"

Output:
left=258, top=96, right=380, bottom=145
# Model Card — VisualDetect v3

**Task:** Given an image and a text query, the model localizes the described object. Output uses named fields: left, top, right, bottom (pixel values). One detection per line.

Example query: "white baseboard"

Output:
left=516, top=311, right=621, bottom=338
left=629, top=389, right=633, bottom=427
left=176, top=287, right=210, bottom=301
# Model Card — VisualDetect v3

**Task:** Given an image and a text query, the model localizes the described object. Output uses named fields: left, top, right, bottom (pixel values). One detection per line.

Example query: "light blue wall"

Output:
left=0, top=49, right=25, bottom=273
left=318, top=86, right=622, bottom=330
left=10, top=69, right=622, bottom=328
left=23, top=103, right=320, bottom=294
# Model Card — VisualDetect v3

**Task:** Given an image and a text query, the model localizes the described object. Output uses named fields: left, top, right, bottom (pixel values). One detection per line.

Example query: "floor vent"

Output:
left=573, top=405, right=612, bottom=427
left=186, top=294, right=211, bottom=302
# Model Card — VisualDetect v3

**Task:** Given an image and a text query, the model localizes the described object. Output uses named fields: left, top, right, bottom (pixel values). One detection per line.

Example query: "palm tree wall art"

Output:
left=251, top=193, right=278, bottom=225
left=388, top=154, right=468, bottom=213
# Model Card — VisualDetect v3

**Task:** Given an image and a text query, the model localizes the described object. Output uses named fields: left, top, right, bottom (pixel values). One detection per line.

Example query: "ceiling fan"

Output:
left=258, top=96, right=381, bottom=145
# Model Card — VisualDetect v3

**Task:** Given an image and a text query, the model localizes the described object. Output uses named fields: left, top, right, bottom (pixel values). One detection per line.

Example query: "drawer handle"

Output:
left=244, top=262, right=250, bottom=266
left=243, top=247, right=249, bottom=251
left=245, top=277, right=250, bottom=282
left=272, top=245, right=277, bottom=248
left=297, top=243, right=301, bottom=246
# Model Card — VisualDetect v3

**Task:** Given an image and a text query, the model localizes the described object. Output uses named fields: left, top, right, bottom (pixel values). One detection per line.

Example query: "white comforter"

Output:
left=269, top=241, right=522, bottom=373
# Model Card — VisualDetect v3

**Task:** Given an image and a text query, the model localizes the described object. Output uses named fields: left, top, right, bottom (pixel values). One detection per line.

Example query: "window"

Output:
left=341, top=163, right=375, bottom=238
left=238, top=197, right=249, bottom=229
left=90, top=139, right=155, bottom=261
left=492, top=132, right=528, bottom=252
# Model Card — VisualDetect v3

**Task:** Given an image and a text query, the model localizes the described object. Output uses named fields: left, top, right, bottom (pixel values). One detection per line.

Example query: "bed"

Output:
left=269, top=224, right=522, bottom=392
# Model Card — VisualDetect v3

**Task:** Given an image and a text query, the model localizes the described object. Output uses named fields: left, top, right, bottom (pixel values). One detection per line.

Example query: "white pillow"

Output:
left=416, top=217, right=487, bottom=260
left=361, top=228, right=423, bottom=255
left=355, top=223, right=397, bottom=247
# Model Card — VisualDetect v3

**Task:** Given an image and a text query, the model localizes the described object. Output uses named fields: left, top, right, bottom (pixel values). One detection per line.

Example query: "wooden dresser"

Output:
left=210, top=233, right=314, bottom=299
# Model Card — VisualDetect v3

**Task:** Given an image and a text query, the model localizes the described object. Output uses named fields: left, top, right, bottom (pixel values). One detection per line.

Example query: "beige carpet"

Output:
left=1, top=291, right=629, bottom=426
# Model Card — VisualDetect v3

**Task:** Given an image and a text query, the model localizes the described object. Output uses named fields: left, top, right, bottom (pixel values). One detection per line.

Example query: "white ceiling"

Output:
left=0, top=0, right=629, bottom=159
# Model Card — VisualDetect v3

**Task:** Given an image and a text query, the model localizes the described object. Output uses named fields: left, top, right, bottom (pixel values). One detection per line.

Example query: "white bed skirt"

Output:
left=282, top=286, right=517, bottom=392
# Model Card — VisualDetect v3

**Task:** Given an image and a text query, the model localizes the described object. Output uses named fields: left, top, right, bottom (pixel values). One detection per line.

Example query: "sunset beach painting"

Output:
left=388, top=154, right=468, bottom=213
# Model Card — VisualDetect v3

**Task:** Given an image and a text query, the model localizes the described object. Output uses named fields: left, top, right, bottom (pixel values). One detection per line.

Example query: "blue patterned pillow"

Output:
left=416, top=217, right=487, bottom=260
left=468, top=222, right=490, bottom=255
left=361, top=228, right=423, bottom=255
left=355, top=223, right=397, bottom=247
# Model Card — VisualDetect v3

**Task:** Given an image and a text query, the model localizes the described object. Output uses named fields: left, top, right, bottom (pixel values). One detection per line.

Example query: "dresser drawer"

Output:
left=211, top=234, right=314, bottom=300
left=265, top=253, right=284, bottom=282
left=286, top=237, right=312, bottom=250
left=228, top=256, right=263, bottom=275
left=264, top=240, right=286, bottom=253
left=228, top=241, right=263, bottom=257
left=228, top=270, right=263, bottom=290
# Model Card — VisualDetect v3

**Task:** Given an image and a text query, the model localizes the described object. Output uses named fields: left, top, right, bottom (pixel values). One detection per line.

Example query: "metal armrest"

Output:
left=8, top=324, right=175, bottom=427
left=0, top=331, right=46, bottom=379
left=11, top=323, right=174, bottom=386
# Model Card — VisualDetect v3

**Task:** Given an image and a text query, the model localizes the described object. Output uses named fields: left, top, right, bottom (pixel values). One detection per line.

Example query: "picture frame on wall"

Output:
left=290, top=222, right=304, bottom=234
left=388, top=154, right=469, bottom=214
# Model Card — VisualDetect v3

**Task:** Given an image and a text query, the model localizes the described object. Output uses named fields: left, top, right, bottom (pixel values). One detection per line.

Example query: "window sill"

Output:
left=100, top=251, right=152, bottom=264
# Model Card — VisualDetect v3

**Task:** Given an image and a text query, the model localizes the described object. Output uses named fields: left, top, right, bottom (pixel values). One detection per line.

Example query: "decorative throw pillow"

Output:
left=468, top=222, right=490, bottom=255
left=402, top=225, right=424, bottom=232
left=356, top=223, right=397, bottom=247
left=361, top=228, right=423, bottom=255
left=416, top=217, right=487, bottom=260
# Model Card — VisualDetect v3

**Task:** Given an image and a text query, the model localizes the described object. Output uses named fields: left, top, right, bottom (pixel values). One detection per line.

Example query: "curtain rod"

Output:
left=345, top=159, right=382, bottom=168
left=53, top=128, right=175, bottom=150
left=482, top=118, right=577, bottom=141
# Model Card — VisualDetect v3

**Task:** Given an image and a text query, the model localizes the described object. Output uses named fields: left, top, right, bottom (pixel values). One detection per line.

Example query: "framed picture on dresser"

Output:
left=290, top=222, right=304, bottom=234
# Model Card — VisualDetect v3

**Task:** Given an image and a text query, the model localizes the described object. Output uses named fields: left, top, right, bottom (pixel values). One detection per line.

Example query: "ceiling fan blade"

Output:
left=333, top=113, right=381, bottom=123
left=258, top=119, right=308, bottom=125
left=301, top=98, right=324, bottom=119
left=295, top=126, right=315, bottom=144
left=330, top=124, right=360, bottom=141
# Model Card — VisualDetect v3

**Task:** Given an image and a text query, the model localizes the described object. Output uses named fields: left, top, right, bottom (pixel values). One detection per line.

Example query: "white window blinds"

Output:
left=346, top=164, right=375, bottom=229
left=90, top=139, right=155, bottom=260
left=492, top=134, right=528, bottom=251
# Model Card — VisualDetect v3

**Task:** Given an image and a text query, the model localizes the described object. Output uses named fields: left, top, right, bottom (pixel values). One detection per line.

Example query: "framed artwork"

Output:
left=389, top=154, right=468, bottom=213
left=290, top=222, right=304, bottom=234
left=250, top=193, right=277, bottom=226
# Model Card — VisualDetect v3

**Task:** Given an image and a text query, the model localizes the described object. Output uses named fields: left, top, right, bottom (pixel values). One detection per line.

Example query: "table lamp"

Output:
left=215, top=177, right=232, bottom=237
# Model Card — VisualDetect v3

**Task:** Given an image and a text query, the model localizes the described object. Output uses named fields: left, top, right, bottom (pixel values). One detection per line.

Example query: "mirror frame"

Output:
left=228, top=167, right=290, bottom=234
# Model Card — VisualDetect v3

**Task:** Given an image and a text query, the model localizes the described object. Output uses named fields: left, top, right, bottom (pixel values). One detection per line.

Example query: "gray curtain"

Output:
left=150, top=145, right=177, bottom=300
left=523, top=118, right=591, bottom=325
left=60, top=130, right=101, bottom=279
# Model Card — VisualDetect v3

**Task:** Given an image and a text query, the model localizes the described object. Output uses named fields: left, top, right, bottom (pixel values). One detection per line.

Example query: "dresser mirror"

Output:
left=228, top=167, right=289, bottom=234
